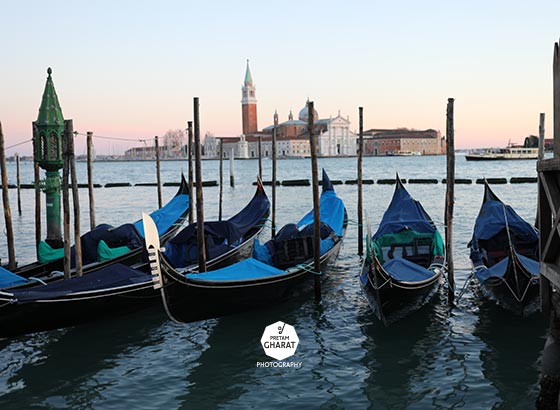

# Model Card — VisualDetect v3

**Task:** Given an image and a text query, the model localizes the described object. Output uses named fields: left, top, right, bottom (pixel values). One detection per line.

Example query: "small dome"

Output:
left=298, top=101, right=318, bottom=122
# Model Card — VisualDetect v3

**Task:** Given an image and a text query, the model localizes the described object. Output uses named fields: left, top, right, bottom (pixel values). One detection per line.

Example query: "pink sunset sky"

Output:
left=1, top=0, right=559, bottom=156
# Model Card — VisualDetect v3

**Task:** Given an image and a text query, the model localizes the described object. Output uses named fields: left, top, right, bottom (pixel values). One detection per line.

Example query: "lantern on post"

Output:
left=34, top=67, right=65, bottom=248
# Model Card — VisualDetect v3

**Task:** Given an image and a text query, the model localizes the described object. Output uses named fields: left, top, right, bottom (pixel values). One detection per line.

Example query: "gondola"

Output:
left=0, top=174, right=191, bottom=290
left=468, top=181, right=539, bottom=316
left=144, top=170, right=347, bottom=324
left=360, top=175, right=446, bottom=325
left=0, top=180, right=270, bottom=338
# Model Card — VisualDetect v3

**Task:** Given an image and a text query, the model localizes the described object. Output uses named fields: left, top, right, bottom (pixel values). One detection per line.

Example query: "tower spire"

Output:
left=241, top=60, right=258, bottom=135
left=244, top=59, right=253, bottom=86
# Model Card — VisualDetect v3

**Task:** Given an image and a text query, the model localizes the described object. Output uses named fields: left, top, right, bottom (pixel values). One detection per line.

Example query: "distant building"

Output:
left=362, top=128, right=445, bottom=156
left=203, top=62, right=357, bottom=160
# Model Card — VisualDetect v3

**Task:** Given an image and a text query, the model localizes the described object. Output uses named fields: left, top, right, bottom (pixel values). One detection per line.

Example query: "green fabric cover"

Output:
left=37, top=240, right=64, bottom=263
left=97, top=240, right=131, bottom=262
left=372, top=229, right=444, bottom=264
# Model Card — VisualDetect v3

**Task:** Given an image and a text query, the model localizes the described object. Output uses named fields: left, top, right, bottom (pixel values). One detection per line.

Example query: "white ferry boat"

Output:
left=465, top=146, right=538, bottom=161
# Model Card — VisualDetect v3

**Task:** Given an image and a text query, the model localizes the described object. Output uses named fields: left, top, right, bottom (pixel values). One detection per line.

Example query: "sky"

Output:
left=1, top=0, right=559, bottom=156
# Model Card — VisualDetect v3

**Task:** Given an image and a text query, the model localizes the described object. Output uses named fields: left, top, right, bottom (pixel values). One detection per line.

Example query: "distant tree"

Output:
left=162, top=129, right=185, bottom=158
left=524, top=135, right=538, bottom=148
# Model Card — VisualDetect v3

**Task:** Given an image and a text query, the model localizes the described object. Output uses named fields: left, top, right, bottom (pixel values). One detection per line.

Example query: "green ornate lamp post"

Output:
left=35, top=67, right=64, bottom=248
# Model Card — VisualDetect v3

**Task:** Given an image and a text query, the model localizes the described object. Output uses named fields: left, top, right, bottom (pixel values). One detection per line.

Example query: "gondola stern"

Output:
left=482, top=179, right=501, bottom=203
left=321, top=169, right=334, bottom=192
left=177, top=173, right=190, bottom=197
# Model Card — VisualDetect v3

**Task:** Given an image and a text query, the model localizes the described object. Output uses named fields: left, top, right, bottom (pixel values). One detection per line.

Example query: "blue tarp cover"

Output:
left=474, top=252, right=540, bottom=282
left=470, top=190, right=538, bottom=246
left=297, top=190, right=345, bottom=237
left=382, top=257, right=437, bottom=282
left=186, top=258, right=286, bottom=281
left=134, top=193, right=190, bottom=237
left=373, top=181, right=435, bottom=239
left=0, top=266, right=28, bottom=288
left=165, top=187, right=269, bottom=268
left=9, top=263, right=151, bottom=303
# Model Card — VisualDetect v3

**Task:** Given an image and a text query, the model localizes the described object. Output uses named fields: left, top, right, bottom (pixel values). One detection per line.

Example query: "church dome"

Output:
left=298, top=100, right=319, bottom=122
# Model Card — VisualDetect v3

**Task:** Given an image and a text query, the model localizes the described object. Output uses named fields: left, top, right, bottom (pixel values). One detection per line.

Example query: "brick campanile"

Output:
left=241, top=59, right=258, bottom=135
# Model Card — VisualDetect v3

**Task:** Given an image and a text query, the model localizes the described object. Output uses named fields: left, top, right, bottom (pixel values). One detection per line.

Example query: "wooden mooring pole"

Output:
left=308, top=101, right=321, bottom=302
left=32, top=123, right=41, bottom=256
left=357, top=107, right=364, bottom=256
left=230, top=148, right=235, bottom=188
left=445, top=98, right=455, bottom=304
left=258, top=136, right=263, bottom=180
left=194, top=97, right=207, bottom=272
left=68, top=125, right=82, bottom=276
left=0, top=122, right=16, bottom=269
left=87, top=131, right=96, bottom=230
left=16, top=154, right=21, bottom=216
left=187, top=121, right=194, bottom=224
left=62, top=121, right=71, bottom=279
left=539, top=113, right=546, bottom=161
left=272, top=111, right=278, bottom=238
left=219, top=138, right=224, bottom=221
left=155, top=136, right=162, bottom=209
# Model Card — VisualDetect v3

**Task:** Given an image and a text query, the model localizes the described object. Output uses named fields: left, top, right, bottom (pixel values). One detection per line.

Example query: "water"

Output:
left=0, top=155, right=548, bottom=409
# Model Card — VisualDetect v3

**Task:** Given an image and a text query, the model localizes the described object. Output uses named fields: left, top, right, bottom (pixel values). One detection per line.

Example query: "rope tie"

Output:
left=296, top=263, right=322, bottom=276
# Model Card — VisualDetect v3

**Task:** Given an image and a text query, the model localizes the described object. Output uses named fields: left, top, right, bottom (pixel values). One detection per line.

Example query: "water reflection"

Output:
left=0, top=306, right=168, bottom=409
left=359, top=293, right=447, bottom=409
left=473, top=304, right=546, bottom=409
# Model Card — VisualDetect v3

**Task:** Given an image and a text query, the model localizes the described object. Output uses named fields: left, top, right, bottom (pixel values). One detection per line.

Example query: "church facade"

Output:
left=204, top=61, right=357, bottom=159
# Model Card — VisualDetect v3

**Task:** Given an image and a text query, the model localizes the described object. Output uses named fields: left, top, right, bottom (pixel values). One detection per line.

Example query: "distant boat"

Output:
left=396, top=151, right=421, bottom=156
left=465, top=145, right=538, bottom=161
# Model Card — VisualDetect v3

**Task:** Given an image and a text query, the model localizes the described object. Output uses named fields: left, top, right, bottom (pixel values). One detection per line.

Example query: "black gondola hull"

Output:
left=361, top=259, right=441, bottom=325
left=0, top=280, right=158, bottom=338
left=160, top=239, right=343, bottom=324
left=477, top=277, right=540, bottom=316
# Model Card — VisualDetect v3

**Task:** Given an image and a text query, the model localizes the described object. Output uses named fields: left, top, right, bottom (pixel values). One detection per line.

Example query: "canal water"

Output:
left=0, top=155, right=547, bottom=409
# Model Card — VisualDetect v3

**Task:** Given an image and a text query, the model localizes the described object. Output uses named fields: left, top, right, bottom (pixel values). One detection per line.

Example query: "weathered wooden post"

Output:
left=62, top=121, right=71, bottom=279
left=445, top=98, right=455, bottom=304
left=155, top=136, right=162, bottom=209
left=194, top=97, right=207, bottom=272
left=258, top=135, right=263, bottom=179
left=539, top=113, right=546, bottom=161
left=357, top=107, right=364, bottom=256
left=537, top=39, right=560, bottom=410
left=308, top=101, right=322, bottom=302
left=0, top=122, right=16, bottom=269
left=68, top=124, right=82, bottom=276
left=229, top=148, right=235, bottom=188
left=87, top=131, right=96, bottom=230
left=32, top=124, right=41, bottom=255
left=16, top=154, right=21, bottom=216
left=219, top=138, right=224, bottom=221
left=272, top=110, right=278, bottom=237
left=187, top=121, right=194, bottom=224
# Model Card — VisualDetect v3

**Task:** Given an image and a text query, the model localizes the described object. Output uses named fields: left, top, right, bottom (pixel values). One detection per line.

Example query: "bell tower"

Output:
left=241, top=60, right=258, bottom=135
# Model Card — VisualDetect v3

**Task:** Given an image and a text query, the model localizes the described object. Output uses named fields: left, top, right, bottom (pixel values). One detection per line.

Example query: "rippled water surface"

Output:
left=0, top=155, right=548, bottom=409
